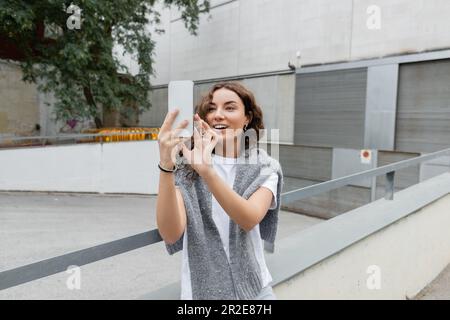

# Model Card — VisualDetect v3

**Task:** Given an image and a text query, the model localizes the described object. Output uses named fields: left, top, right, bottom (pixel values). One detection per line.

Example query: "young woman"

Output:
left=156, top=82, right=283, bottom=300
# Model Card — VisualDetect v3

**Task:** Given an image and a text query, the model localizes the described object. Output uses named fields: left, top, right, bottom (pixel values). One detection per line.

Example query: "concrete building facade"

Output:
left=142, top=0, right=450, bottom=146
left=148, top=0, right=450, bottom=84
left=140, top=0, right=450, bottom=217
left=1, top=0, right=450, bottom=217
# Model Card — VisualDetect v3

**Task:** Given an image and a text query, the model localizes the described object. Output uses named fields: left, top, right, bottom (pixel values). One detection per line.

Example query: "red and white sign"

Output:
left=360, top=149, right=372, bottom=164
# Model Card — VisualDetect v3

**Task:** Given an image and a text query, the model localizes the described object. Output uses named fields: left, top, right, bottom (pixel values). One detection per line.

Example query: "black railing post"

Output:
left=385, top=171, right=395, bottom=200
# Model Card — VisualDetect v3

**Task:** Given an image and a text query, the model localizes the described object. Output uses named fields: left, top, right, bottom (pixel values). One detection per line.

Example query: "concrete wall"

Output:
left=0, top=60, right=75, bottom=137
left=148, top=0, right=450, bottom=85
left=139, top=87, right=168, bottom=128
left=0, top=61, right=40, bottom=136
left=274, top=182, right=450, bottom=299
left=0, top=141, right=160, bottom=194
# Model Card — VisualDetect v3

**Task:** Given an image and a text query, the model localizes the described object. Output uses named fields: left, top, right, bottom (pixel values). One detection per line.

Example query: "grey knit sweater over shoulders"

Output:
left=165, top=148, right=283, bottom=300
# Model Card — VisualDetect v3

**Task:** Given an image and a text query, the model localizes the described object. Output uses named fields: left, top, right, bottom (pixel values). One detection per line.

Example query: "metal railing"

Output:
left=283, top=147, right=450, bottom=203
left=0, top=147, right=449, bottom=291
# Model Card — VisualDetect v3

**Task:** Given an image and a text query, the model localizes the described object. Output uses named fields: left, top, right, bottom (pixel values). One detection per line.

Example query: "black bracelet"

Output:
left=158, top=162, right=177, bottom=173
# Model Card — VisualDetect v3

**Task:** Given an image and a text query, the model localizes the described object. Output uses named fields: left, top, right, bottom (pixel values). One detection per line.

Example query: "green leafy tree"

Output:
left=0, top=0, right=210, bottom=127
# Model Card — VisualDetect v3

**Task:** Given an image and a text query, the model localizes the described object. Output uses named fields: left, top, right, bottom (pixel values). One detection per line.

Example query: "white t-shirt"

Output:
left=180, top=153, right=279, bottom=300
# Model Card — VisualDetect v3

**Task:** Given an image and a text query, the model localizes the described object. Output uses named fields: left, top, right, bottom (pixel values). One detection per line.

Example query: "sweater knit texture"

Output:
left=166, top=147, right=283, bottom=300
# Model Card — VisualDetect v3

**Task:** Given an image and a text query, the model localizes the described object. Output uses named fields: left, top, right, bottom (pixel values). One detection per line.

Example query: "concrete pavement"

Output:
left=0, top=191, right=323, bottom=299
left=415, top=264, right=450, bottom=300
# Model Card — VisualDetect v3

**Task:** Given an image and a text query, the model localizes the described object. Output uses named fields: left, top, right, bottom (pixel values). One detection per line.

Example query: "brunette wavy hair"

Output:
left=195, top=82, right=265, bottom=144
left=178, top=82, right=265, bottom=178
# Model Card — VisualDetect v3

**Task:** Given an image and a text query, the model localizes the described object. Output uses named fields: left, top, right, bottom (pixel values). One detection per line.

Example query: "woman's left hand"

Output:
left=181, top=114, right=219, bottom=177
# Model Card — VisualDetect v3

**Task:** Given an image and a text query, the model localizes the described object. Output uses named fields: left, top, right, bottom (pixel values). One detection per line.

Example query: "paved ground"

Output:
left=0, top=192, right=323, bottom=300
left=415, top=264, right=450, bottom=300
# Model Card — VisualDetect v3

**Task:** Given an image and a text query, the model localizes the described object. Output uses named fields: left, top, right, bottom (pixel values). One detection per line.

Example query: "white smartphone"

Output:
left=168, top=80, right=194, bottom=138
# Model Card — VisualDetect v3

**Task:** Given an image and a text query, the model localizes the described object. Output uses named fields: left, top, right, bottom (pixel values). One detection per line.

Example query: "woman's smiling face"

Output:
left=205, top=88, right=250, bottom=146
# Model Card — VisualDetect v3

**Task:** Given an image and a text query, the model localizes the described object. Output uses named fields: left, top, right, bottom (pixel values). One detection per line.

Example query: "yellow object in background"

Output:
left=81, top=127, right=159, bottom=143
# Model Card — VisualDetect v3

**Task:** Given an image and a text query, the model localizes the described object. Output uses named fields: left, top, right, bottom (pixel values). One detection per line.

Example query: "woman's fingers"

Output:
left=168, top=131, right=186, bottom=145
left=201, top=118, right=217, bottom=137
left=205, top=130, right=218, bottom=151
left=172, top=120, right=189, bottom=138
left=193, top=124, right=202, bottom=147
left=160, top=111, right=189, bottom=145
left=174, top=119, right=189, bottom=130
left=191, top=115, right=218, bottom=156
left=200, top=118, right=210, bottom=130
left=180, top=143, right=192, bottom=162
left=200, top=119, right=218, bottom=143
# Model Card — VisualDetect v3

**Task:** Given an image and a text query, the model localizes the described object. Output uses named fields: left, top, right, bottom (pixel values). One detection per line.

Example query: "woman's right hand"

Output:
left=158, top=109, right=189, bottom=168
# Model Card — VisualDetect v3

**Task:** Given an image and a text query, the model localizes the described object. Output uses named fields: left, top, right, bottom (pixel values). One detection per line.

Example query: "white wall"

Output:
left=273, top=193, right=450, bottom=299
left=0, top=61, right=40, bottom=135
left=351, top=0, right=450, bottom=60
left=149, top=0, right=450, bottom=85
left=0, top=141, right=160, bottom=194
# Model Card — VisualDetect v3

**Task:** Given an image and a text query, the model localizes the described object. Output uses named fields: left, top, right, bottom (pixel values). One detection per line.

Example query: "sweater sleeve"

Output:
left=165, top=232, right=184, bottom=255
left=259, top=160, right=284, bottom=253
left=240, top=155, right=283, bottom=253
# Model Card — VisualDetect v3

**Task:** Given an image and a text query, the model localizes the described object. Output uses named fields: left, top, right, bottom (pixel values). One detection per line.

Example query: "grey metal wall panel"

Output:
left=419, top=155, right=450, bottom=182
left=364, top=64, right=398, bottom=150
left=194, top=82, right=217, bottom=107
left=281, top=177, right=370, bottom=219
left=332, top=148, right=377, bottom=188
left=279, top=147, right=426, bottom=218
left=276, top=74, right=296, bottom=144
left=194, top=75, right=295, bottom=144
left=396, top=60, right=450, bottom=153
left=242, top=76, right=278, bottom=137
left=294, top=68, right=367, bottom=148
left=279, top=145, right=332, bottom=181
left=139, top=88, right=168, bottom=127
left=376, top=151, right=420, bottom=191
